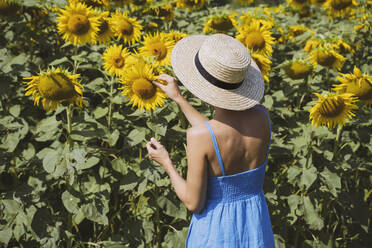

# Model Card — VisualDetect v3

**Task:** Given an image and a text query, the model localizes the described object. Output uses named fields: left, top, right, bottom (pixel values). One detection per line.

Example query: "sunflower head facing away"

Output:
left=309, top=92, right=358, bottom=130
left=311, top=0, right=327, bottom=5
left=284, top=60, right=313, bottom=80
left=176, top=0, right=205, bottom=11
left=102, top=44, right=132, bottom=77
left=203, top=13, right=237, bottom=34
left=166, top=30, right=188, bottom=43
left=0, top=0, right=21, bottom=16
left=236, top=19, right=275, bottom=57
left=57, top=2, right=100, bottom=45
left=287, top=25, right=314, bottom=40
left=308, top=47, right=346, bottom=71
left=251, top=53, right=272, bottom=82
left=333, top=66, right=372, bottom=106
left=287, top=0, right=310, bottom=9
left=118, top=62, right=166, bottom=111
left=110, top=10, right=143, bottom=45
left=24, top=67, right=83, bottom=111
left=329, top=39, right=354, bottom=53
left=323, top=0, right=357, bottom=18
left=304, top=38, right=326, bottom=53
left=139, top=32, right=175, bottom=67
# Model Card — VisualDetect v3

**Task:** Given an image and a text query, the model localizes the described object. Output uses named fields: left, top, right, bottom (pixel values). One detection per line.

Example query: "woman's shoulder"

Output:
left=186, top=122, right=210, bottom=138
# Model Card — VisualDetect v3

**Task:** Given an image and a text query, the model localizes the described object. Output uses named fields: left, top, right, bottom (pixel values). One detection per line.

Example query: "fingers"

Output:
left=152, top=80, right=165, bottom=88
left=149, top=137, right=162, bottom=149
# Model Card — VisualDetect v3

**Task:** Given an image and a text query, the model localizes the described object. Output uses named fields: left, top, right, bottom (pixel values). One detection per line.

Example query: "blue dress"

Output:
left=185, top=105, right=275, bottom=248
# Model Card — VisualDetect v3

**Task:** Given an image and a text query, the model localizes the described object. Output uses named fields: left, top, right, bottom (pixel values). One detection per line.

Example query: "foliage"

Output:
left=0, top=0, right=371, bottom=247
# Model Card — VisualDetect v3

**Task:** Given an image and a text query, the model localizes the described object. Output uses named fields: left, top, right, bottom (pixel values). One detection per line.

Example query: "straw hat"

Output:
left=171, top=33, right=264, bottom=111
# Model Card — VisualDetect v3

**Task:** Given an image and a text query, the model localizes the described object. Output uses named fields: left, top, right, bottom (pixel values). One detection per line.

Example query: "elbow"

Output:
left=185, top=201, right=205, bottom=214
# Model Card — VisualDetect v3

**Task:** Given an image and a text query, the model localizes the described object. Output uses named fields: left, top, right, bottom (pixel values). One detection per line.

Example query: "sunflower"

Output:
left=203, top=13, right=237, bottom=34
left=329, top=39, right=354, bottom=53
left=309, top=92, right=358, bottom=129
left=308, top=47, right=346, bottom=71
left=143, top=4, right=174, bottom=22
left=176, top=0, right=205, bottom=11
left=24, top=67, right=83, bottom=112
left=95, top=11, right=115, bottom=44
left=287, top=25, right=314, bottom=40
left=118, top=62, right=166, bottom=111
left=304, top=38, right=326, bottom=53
left=236, top=20, right=275, bottom=57
left=110, top=10, right=142, bottom=45
left=139, top=32, right=175, bottom=67
left=311, top=0, right=327, bottom=5
left=323, top=0, right=357, bottom=18
left=239, top=11, right=274, bottom=30
left=283, top=60, right=313, bottom=80
left=102, top=44, right=132, bottom=77
left=251, top=53, right=271, bottom=82
left=333, top=66, right=372, bottom=106
left=131, top=0, right=152, bottom=10
left=0, top=0, right=21, bottom=16
left=237, top=0, right=254, bottom=4
left=166, top=30, right=188, bottom=43
left=112, top=0, right=132, bottom=7
left=287, top=0, right=310, bottom=9
left=56, top=2, right=100, bottom=45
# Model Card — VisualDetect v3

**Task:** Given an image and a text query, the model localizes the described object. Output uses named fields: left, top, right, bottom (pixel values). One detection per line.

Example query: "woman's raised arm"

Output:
left=152, top=74, right=208, bottom=127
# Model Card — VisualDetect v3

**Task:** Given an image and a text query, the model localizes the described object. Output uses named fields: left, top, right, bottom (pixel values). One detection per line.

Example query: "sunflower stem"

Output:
left=333, top=125, right=343, bottom=160
left=107, top=77, right=114, bottom=131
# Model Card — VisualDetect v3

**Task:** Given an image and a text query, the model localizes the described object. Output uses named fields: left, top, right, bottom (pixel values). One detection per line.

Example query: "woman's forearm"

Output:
left=162, top=159, right=188, bottom=204
left=174, top=95, right=208, bottom=126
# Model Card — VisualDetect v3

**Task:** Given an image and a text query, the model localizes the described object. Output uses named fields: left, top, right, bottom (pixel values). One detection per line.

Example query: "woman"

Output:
left=146, top=34, right=275, bottom=247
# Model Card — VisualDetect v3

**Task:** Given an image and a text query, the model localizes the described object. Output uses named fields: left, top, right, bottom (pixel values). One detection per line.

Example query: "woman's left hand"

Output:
left=146, top=137, right=171, bottom=168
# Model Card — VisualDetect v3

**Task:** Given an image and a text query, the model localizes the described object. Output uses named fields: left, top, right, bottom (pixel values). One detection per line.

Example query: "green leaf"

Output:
left=320, top=168, right=341, bottom=197
left=42, top=150, right=60, bottom=174
left=9, top=105, right=21, bottom=117
left=157, top=196, right=187, bottom=220
left=127, top=129, right=146, bottom=147
left=112, top=158, right=128, bottom=176
left=163, top=227, right=189, bottom=248
left=303, top=196, right=324, bottom=230
left=0, top=228, right=12, bottom=246
left=81, top=156, right=100, bottom=170
left=300, top=166, right=317, bottom=189
left=93, top=107, right=108, bottom=119
left=62, top=190, right=80, bottom=214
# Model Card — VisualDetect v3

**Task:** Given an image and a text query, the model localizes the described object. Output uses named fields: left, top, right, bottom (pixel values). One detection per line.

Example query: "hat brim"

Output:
left=170, top=35, right=265, bottom=111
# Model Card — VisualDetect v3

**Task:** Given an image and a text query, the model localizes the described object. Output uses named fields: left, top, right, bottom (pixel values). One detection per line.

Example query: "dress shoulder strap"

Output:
left=254, top=105, right=271, bottom=161
left=204, top=121, right=226, bottom=176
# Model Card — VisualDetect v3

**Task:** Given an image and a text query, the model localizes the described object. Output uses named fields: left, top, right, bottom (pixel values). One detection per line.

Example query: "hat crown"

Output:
left=198, top=33, right=251, bottom=84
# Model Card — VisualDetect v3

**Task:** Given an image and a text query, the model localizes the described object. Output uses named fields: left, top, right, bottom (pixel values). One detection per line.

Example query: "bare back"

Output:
left=202, top=104, right=271, bottom=177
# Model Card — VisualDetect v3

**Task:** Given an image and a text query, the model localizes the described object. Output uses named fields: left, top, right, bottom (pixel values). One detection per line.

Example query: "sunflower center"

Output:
left=316, top=51, right=336, bottom=67
left=98, top=19, right=109, bottom=36
left=245, top=32, right=266, bottom=50
left=151, top=42, right=167, bottom=60
left=132, top=0, right=147, bottom=5
left=285, top=62, right=312, bottom=79
left=132, top=78, right=156, bottom=100
left=319, top=97, right=345, bottom=118
left=68, top=14, right=91, bottom=35
left=211, top=17, right=233, bottom=31
left=38, top=73, right=77, bottom=101
left=347, top=80, right=372, bottom=101
left=119, top=20, right=133, bottom=36
left=331, top=0, right=352, bottom=10
left=113, top=55, right=125, bottom=68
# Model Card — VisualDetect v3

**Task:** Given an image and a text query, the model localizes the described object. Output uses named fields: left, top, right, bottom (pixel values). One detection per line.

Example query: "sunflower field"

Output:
left=0, top=0, right=371, bottom=247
